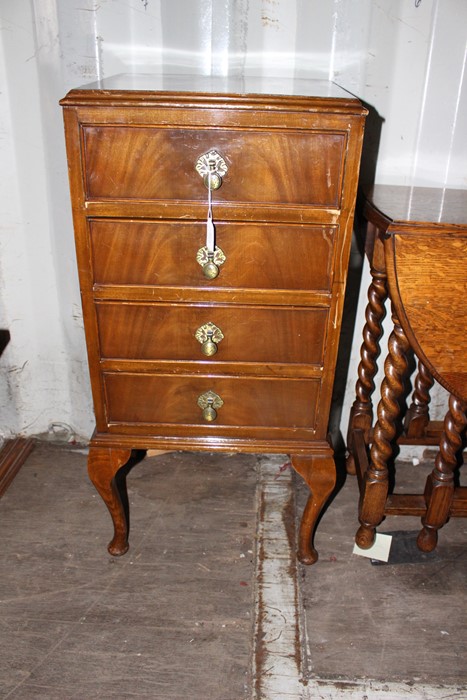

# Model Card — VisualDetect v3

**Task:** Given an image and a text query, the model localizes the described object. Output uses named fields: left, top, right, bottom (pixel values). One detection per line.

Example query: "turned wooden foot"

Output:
left=355, top=523, right=378, bottom=549
left=416, top=526, right=438, bottom=553
left=87, top=446, right=132, bottom=556
left=291, top=453, right=336, bottom=565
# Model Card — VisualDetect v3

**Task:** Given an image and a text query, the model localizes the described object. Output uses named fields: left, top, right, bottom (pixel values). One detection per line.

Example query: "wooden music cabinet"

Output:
left=60, top=74, right=366, bottom=564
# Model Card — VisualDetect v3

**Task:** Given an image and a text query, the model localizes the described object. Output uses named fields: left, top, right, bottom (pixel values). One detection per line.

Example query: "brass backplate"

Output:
left=197, top=390, right=224, bottom=411
left=194, top=322, right=224, bottom=346
left=195, top=150, right=228, bottom=184
left=196, top=245, right=226, bottom=269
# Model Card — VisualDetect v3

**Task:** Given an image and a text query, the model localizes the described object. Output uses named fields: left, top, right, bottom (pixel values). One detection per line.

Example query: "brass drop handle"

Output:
left=203, top=404, right=217, bottom=422
left=197, top=390, right=224, bottom=422
left=203, top=253, right=219, bottom=280
left=196, top=245, right=226, bottom=280
left=195, top=322, right=224, bottom=357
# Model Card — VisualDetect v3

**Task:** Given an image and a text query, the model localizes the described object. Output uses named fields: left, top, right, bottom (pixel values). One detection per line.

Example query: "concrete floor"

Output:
left=296, top=457, right=467, bottom=689
left=0, top=443, right=465, bottom=699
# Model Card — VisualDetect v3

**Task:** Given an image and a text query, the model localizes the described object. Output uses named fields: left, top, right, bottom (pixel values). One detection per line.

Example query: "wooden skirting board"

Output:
left=0, top=437, right=35, bottom=498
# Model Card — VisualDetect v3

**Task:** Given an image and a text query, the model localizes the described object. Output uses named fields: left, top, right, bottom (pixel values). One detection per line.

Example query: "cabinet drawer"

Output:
left=96, top=302, right=328, bottom=365
left=103, top=372, right=320, bottom=429
left=90, top=220, right=336, bottom=292
left=83, top=126, right=345, bottom=207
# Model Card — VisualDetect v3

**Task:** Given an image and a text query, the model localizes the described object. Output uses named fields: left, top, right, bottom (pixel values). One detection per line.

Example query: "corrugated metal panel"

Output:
left=0, top=0, right=465, bottom=438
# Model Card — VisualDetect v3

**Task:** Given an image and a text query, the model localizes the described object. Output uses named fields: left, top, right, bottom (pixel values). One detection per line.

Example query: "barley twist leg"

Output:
left=404, top=360, right=435, bottom=438
left=356, top=310, right=411, bottom=549
left=346, top=266, right=388, bottom=474
left=417, top=395, right=467, bottom=552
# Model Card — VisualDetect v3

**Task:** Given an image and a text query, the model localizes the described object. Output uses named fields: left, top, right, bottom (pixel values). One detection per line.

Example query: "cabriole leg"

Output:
left=291, top=453, right=336, bottom=565
left=87, top=446, right=132, bottom=556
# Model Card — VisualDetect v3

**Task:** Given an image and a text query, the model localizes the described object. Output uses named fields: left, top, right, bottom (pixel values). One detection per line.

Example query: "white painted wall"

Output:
left=0, top=0, right=465, bottom=442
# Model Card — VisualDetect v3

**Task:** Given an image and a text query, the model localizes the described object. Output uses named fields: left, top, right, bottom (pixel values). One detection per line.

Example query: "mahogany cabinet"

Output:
left=61, top=74, right=366, bottom=564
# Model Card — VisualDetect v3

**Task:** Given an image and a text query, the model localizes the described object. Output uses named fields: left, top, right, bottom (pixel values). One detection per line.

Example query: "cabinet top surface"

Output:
left=363, top=184, right=467, bottom=229
left=60, top=72, right=366, bottom=113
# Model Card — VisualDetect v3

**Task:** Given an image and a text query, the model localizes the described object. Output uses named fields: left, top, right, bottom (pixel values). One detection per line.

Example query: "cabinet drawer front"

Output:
left=96, top=303, right=328, bottom=365
left=90, top=220, right=336, bottom=292
left=103, top=373, right=319, bottom=429
left=83, top=126, right=345, bottom=207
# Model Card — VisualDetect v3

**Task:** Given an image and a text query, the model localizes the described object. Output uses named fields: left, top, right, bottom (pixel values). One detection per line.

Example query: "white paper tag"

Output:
left=206, top=212, right=215, bottom=252
left=353, top=532, right=392, bottom=562
left=206, top=170, right=215, bottom=252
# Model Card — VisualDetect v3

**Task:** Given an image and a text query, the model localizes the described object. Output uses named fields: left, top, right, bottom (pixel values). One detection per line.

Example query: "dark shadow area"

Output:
left=370, top=530, right=441, bottom=566
left=0, top=329, right=11, bottom=356
left=357, top=101, right=386, bottom=195
left=114, top=448, right=147, bottom=536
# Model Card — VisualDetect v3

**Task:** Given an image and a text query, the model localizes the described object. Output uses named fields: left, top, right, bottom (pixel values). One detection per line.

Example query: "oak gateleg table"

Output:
left=347, top=185, right=467, bottom=552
